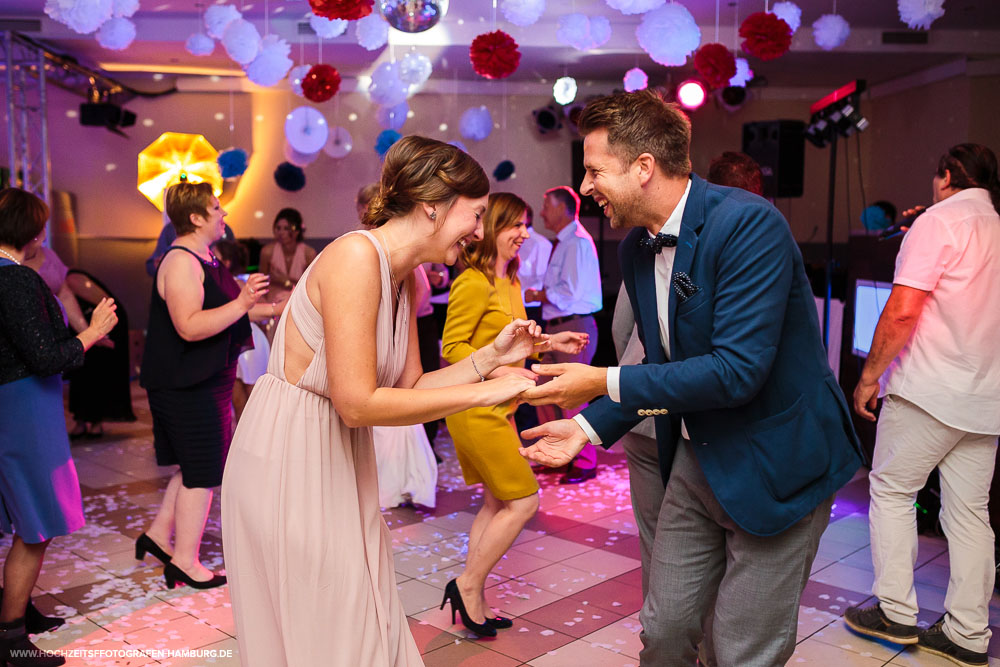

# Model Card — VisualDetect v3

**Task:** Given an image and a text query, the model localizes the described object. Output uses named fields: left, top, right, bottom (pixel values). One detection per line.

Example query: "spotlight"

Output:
left=80, top=102, right=136, bottom=135
left=532, top=104, right=563, bottom=135
left=677, top=80, right=706, bottom=110
left=718, top=85, right=747, bottom=112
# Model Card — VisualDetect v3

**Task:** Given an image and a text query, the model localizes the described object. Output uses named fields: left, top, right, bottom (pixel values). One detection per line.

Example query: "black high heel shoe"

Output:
left=0, top=587, right=63, bottom=636
left=135, top=533, right=172, bottom=565
left=486, top=616, right=513, bottom=629
left=163, top=563, right=227, bottom=590
left=440, top=580, right=496, bottom=638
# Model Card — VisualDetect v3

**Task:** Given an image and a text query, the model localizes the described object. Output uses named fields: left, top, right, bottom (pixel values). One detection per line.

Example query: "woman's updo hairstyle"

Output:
left=937, top=143, right=1000, bottom=214
left=362, top=136, right=489, bottom=229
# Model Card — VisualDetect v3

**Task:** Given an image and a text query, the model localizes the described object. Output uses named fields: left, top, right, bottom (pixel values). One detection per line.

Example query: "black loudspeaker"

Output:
left=79, top=102, right=136, bottom=129
left=571, top=139, right=603, bottom=217
left=741, top=120, right=805, bottom=198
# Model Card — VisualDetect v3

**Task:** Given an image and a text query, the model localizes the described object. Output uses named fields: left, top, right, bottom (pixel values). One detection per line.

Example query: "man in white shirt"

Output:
left=524, top=186, right=602, bottom=484
left=846, top=144, right=1000, bottom=667
left=517, top=204, right=552, bottom=325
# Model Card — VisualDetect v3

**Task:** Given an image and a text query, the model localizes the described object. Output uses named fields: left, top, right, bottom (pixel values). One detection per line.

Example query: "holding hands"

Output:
left=519, top=419, right=590, bottom=467
left=535, top=330, right=589, bottom=356
left=490, top=318, right=548, bottom=366
left=520, top=362, right=608, bottom=409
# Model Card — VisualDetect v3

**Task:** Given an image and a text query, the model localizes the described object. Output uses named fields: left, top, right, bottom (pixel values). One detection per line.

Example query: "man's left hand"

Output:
left=853, top=379, right=880, bottom=422
left=520, top=363, right=607, bottom=409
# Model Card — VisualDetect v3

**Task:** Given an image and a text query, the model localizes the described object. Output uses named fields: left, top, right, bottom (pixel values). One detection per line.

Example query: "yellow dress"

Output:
left=443, top=269, right=540, bottom=500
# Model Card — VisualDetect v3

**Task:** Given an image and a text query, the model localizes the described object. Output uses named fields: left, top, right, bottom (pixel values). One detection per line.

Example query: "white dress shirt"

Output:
left=518, top=230, right=553, bottom=308
left=542, top=220, right=603, bottom=321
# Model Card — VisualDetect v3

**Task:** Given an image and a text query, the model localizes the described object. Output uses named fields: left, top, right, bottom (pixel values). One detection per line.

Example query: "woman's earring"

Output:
left=429, top=210, right=437, bottom=220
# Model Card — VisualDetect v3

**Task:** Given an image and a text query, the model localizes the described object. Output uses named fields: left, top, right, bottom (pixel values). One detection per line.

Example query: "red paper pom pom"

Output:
left=302, top=64, right=341, bottom=103
left=469, top=30, right=521, bottom=80
left=308, top=0, right=372, bottom=21
left=693, top=43, right=737, bottom=90
left=739, top=12, right=792, bottom=62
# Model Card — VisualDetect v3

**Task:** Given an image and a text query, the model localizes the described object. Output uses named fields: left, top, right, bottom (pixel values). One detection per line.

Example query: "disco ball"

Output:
left=379, top=0, right=448, bottom=33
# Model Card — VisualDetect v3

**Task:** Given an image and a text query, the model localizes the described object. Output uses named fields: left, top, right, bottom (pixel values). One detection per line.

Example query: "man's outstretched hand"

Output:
left=519, top=363, right=607, bottom=409
left=520, top=419, right=590, bottom=467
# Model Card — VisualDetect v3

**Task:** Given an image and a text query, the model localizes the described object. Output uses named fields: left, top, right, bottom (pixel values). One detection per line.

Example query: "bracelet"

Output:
left=470, top=350, right=486, bottom=382
left=270, top=303, right=276, bottom=317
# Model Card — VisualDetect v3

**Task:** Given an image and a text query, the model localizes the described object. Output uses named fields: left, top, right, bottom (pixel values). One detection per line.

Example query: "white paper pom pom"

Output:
left=398, top=52, right=432, bottom=85
left=185, top=33, right=214, bottom=56
left=245, top=35, right=293, bottom=87
left=205, top=4, right=241, bottom=40
left=112, top=0, right=138, bottom=18
left=46, top=0, right=113, bottom=35
left=557, top=14, right=612, bottom=51
left=460, top=106, right=493, bottom=141
left=605, top=0, right=663, bottom=15
left=309, top=14, right=348, bottom=39
left=222, top=18, right=261, bottom=65
left=812, top=14, right=850, bottom=51
left=623, top=67, right=648, bottom=92
left=771, top=1, right=801, bottom=34
left=377, top=101, right=409, bottom=131
left=501, top=0, right=546, bottom=27
left=898, top=0, right=945, bottom=30
left=288, top=64, right=311, bottom=97
left=728, top=57, right=753, bottom=87
left=356, top=13, right=389, bottom=51
left=368, top=62, right=409, bottom=107
left=553, top=77, right=577, bottom=105
left=636, top=4, right=700, bottom=67
left=96, top=16, right=135, bottom=50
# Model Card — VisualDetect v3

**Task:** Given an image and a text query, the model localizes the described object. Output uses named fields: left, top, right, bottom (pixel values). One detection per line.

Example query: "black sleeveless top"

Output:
left=140, top=246, right=252, bottom=390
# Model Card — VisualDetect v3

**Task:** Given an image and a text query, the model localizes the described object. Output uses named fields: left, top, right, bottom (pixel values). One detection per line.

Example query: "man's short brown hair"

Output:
left=577, top=89, right=692, bottom=178
left=165, top=181, right=214, bottom=236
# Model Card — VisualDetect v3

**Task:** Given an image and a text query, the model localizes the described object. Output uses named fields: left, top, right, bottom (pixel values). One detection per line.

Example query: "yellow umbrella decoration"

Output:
left=137, top=132, right=223, bottom=211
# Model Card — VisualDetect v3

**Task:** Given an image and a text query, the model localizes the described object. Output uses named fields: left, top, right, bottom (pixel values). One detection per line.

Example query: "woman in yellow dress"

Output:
left=442, top=192, right=588, bottom=636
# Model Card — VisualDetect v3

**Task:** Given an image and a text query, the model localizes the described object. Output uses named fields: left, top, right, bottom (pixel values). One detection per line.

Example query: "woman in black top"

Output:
left=138, top=182, right=269, bottom=591
left=0, top=188, right=117, bottom=667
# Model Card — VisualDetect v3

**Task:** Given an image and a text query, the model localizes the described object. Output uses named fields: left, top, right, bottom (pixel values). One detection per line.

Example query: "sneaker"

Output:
left=917, top=621, right=988, bottom=666
left=844, top=603, right=919, bottom=644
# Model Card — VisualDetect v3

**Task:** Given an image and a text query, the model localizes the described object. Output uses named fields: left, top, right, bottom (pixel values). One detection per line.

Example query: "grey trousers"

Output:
left=621, top=431, right=665, bottom=597
left=639, top=440, right=832, bottom=667
left=542, top=315, right=600, bottom=468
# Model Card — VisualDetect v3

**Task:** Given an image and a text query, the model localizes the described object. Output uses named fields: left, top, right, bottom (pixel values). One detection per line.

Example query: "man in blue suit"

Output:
left=520, top=90, right=864, bottom=666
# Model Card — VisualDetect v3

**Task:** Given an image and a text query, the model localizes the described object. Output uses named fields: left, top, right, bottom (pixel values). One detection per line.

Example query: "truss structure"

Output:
left=3, top=31, right=50, bottom=209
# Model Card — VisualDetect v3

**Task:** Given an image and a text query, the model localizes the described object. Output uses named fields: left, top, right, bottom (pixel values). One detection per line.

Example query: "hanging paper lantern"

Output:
left=636, top=4, right=700, bottom=67
left=460, top=106, right=492, bottom=141
left=740, top=12, right=792, bottom=61
left=771, top=1, right=802, bottom=34
left=556, top=14, right=612, bottom=51
left=302, top=64, right=341, bottom=103
left=501, top=0, right=545, bottom=27
left=552, top=77, right=577, bottom=105
left=898, top=0, right=945, bottom=30
left=204, top=4, right=241, bottom=39
left=45, top=0, right=113, bottom=35
left=356, top=12, right=389, bottom=50
left=274, top=162, right=306, bottom=191
left=368, top=61, right=409, bottom=107
left=398, top=52, right=432, bottom=85
left=812, top=14, right=850, bottom=51
left=186, top=33, right=215, bottom=56
left=375, top=129, right=402, bottom=158
left=284, top=142, right=321, bottom=167
left=288, top=64, right=312, bottom=97
left=605, top=0, right=663, bottom=15
left=379, top=0, right=448, bottom=33
left=285, top=106, right=329, bottom=154
left=729, top=58, right=753, bottom=87
left=222, top=18, right=262, bottom=66
left=324, top=126, right=354, bottom=158
left=470, top=30, right=521, bottom=80
left=377, top=101, right=409, bottom=131
left=96, top=16, right=135, bottom=50
left=623, top=67, right=648, bottom=92
left=693, top=44, right=736, bottom=91
left=493, top=160, right=515, bottom=182
left=245, top=35, right=293, bottom=87
left=308, top=0, right=373, bottom=21
left=137, top=132, right=223, bottom=211
left=112, top=0, right=138, bottom=17
left=309, top=14, right=349, bottom=38
left=217, top=148, right=249, bottom=179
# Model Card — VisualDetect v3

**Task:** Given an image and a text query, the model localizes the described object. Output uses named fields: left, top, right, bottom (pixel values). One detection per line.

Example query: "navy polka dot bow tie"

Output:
left=638, top=232, right=679, bottom=254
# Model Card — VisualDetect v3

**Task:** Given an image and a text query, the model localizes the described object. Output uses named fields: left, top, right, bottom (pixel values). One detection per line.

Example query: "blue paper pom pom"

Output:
left=274, top=161, right=305, bottom=191
left=217, top=148, right=248, bottom=179
left=375, top=129, right=402, bottom=158
left=493, top=160, right=515, bottom=181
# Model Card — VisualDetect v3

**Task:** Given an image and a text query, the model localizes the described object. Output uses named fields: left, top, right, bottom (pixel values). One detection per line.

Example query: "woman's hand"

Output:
left=89, top=298, right=118, bottom=338
left=238, top=273, right=269, bottom=310
left=491, top=318, right=548, bottom=367
left=488, top=365, right=539, bottom=381
left=547, top=331, right=589, bottom=356
left=474, top=373, right=536, bottom=408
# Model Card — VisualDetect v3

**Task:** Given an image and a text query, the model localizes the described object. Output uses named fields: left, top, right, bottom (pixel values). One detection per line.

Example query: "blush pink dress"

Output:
left=221, top=230, right=422, bottom=666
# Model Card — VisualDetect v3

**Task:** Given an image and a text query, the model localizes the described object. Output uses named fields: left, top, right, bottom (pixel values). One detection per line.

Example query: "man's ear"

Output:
left=940, top=168, right=952, bottom=189
left=635, top=153, right=656, bottom=186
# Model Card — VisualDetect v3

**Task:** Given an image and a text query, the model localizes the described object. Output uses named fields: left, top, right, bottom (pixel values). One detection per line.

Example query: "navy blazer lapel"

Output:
left=667, top=175, right=706, bottom=355
left=630, top=238, right=666, bottom=364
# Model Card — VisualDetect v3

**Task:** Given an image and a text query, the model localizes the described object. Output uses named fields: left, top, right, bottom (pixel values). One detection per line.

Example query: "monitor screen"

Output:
left=853, top=279, right=894, bottom=357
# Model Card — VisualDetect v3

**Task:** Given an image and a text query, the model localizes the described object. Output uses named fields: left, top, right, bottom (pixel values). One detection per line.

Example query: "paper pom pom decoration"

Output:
left=96, top=16, right=135, bottom=50
left=771, top=2, right=802, bottom=34
left=309, top=14, right=348, bottom=38
left=222, top=19, right=262, bottom=65
left=623, top=67, right=648, bottom=92
left=323, top=126, right=353, bottom=158
left=812, top=14, right=850, bottom=51
left=553, top=76, right=578, bottom=105
left=493, top=160, right=515, bottom=181
left=448, top=140, right=468, bottom=153
left=288, top=64, right=311, bottom=96
left=302, top=64, right=341, bottom=102
left=605, top=0, right=663, bottom=15
left=285, top=106, right=329, bottom=154
left=693, top=44, right=736, bottom=90
left=356, top=12, right=389, bottom=50
left=45, top=0, right=113, bottom=35
left=245, top=35, right=293, bottom=87
left=501, top=0, right=545, bottom=27
left=376, top=129, right=402, bottom=158
left=284, top=142, right=321, bottom=167
left=112, top=0, right=138, bottom=17
left=470, top=30, right=521, bottom=80
left=217, top=148, right=249, bottom=179
left=729, top=57, right=753, bottom=87
left=557, top=14, right=612, bottom=51
left=898, top=0, right=945, bottom=30
left=398, top=52, right=432, bottom=85
left=636, top=4, right=700, bottom=67
left=308, top=0, right=373, bottom=21
left=186, top=33, right=215, bottom=56
left=740, top=12, right=792, bottom=61
left=377, top=101, right=409, bottom=130
left=460, top=106, right=493, bottom=141
left=205, top=4, right=241, bottom=39
left=368, top=62, right=409, bottom=107
left=274, top=162, right=306, bottom=191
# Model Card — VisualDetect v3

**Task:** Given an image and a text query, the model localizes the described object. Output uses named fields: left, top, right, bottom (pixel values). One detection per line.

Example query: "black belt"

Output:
left=546, top=312, right=595, bottom=327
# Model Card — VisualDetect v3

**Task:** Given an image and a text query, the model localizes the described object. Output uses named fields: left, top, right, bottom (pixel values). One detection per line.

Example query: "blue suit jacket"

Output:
left=582, top=175, right=864, bottom=537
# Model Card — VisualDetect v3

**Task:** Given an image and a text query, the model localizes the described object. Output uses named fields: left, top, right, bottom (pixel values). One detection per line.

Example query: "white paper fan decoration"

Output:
left=222, top=18, right=262, bottom=65
left=284, top=142, right=321, bottom=167
left=636, top=4, right=700, bottom=67
left=285, top=106, right=329, bottom=154
left=501, top=0, right=546, bottom=27
left=205, top=4, right=241, bottom=40
left=898, top=0, right=945, bottom=30
left=356, top=13, right=389, bottom=51
left=323, top=126, right=353, bottom=159
left=245, top=35, right=293, bottom=87
left=812, top=14, right=850, bottom=51
left=772, top=1, right=802, bottom=34
left=557, top=14, right=612, bottom=51
left=96, top=16, right=135, bottom=50
left=309, top=14, right=348, bottom=38
left=186, top=33, right=215, bottom=56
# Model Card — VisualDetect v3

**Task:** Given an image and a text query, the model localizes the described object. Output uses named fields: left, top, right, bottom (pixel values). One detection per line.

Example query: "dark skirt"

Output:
left=147, top=364, right=237, bottom=489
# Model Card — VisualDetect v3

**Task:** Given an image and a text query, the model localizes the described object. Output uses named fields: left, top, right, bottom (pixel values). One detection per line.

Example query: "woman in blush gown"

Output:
left=222, top=136, right=545, bottom=666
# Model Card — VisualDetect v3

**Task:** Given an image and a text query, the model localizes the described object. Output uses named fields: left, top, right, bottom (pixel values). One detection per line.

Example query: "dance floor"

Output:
left=5, top=382, right=999, bottom=666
